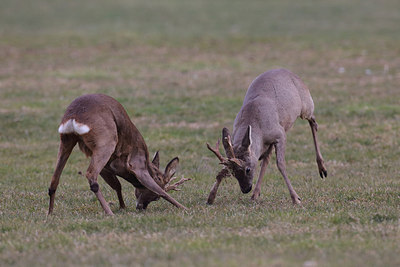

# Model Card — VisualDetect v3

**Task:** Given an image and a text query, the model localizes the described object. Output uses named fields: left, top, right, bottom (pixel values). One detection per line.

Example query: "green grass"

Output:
left=1, top=0, right=400, bottom=266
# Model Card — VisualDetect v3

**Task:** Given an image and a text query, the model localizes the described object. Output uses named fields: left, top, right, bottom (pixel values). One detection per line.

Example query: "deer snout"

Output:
left=241, top=184, right=252, bottom=194
left=136, top=202, right=148, bottom=211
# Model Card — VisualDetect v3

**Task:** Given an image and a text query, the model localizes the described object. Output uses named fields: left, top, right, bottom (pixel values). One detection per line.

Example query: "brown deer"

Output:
left=207, top=69, right=327, bottom=205
left=48, top=94, right=189, bottom=215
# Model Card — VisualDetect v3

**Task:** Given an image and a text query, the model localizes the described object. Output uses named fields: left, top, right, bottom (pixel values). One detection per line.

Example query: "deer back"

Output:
left=59, top=94, right=149, bottom=159
left=233, top=69, right=314, bottom=145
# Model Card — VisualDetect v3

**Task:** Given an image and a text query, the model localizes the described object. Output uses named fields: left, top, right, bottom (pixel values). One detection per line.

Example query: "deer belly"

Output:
left=109, top=159, right=145, bottom=188
left=121, top=173, right=145, bottom=188
left=113, top=168, right=145, bottom=188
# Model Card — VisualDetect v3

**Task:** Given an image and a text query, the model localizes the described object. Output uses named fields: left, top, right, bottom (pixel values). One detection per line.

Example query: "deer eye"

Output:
left=245, top=167, right=251, bottom=174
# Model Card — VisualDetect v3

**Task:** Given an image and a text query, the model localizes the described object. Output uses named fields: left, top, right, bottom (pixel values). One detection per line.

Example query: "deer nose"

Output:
left=136, top=203, right=146, bottom=210
left=136, top=202, right=149, bottom=211
left=241, top=184, right=252, bottom=194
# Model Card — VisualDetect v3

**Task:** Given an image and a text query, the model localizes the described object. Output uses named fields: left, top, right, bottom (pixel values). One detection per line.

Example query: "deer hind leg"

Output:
left=207, top=168, right=230, bottom=205
left=48, top=135, right=78, bottom=215
left=251, top=144, right=273, bottom=201
left=100, top=168, right=126, bottom=209
left=85, top=143, right=117, bottom=216
left=274, top=135, right=301, bottom=205
left=308, top=115, right=327, bottom=178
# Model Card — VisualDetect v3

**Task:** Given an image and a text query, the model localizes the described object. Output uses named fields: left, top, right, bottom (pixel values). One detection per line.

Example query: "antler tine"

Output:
left=206, top=139, right=226, bottom=162
left=165, top=176, right=191, bottom=192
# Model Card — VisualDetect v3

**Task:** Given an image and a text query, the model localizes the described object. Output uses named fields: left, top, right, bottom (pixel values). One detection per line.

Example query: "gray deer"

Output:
left=48, top=94, right=189, bottom=215
left=207, top=69, right=327, bottom=205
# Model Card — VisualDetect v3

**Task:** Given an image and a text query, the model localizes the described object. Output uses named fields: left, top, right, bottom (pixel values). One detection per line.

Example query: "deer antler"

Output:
left=206, top=139, right=227, bottom=163
left=165, top=176, right=191, bottom=192
left=207, top=138, right=243, bottom=171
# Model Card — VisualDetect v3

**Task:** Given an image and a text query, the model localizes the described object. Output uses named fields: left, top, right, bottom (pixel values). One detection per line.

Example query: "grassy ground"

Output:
left=1, top=0, right=399, bottom=266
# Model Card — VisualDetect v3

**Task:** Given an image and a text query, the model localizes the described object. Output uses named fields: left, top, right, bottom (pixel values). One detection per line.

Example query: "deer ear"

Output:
left=152, top=151, right=160, bottom=168
left=222, top=127, right=235, bottom=158
left=241, top=125, right=252, bottom=150
left=164, top=157, right=179, bottom=181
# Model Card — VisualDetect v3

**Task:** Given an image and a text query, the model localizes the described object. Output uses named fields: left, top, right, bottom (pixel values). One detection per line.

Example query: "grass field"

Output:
left=1, top=0, right=400, bottom=266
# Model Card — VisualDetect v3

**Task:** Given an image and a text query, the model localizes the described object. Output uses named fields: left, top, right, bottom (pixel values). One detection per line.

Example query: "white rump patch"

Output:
left=58, top=119, right=90, bottom=135
left=58, top=119, right=74, bottom=134
left=72, top=120, right=90, bottom=135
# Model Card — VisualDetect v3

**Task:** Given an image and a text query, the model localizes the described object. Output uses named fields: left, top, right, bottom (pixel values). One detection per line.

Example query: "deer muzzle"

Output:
left=241, top=184, right=252, bottom=194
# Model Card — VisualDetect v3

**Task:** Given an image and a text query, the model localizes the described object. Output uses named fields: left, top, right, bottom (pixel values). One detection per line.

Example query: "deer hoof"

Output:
left=291, top=196, right=302, bottom=205
left=207, top=192, right=217, bottom=205
left=319, top=169, right=327, bottom=178
left=206, top=197, right=215, bottom=205
left=251, top=191, right=260, bottom=201
left=318, top=160, right=327, bottom=178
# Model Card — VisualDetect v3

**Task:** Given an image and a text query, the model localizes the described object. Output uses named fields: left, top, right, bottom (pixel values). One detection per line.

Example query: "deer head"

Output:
left=207, top=126, right=256, bottom=194
left=135, top=151, right=190, bottom=210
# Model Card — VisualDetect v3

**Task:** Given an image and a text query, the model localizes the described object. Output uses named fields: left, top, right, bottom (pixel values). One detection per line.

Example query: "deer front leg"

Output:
left=251, top=144, right=273, bottom=201
left=207, top=168, right=230, bottom=205
left=308, top=116, right=327, bottom=178
left=100, top=169, right=126, bottom=209
left=274, top=136, right=301, bottom=205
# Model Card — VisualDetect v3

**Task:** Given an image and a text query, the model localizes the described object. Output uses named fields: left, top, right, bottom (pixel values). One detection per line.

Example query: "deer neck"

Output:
left=125, top=124, right=160, bottom=184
